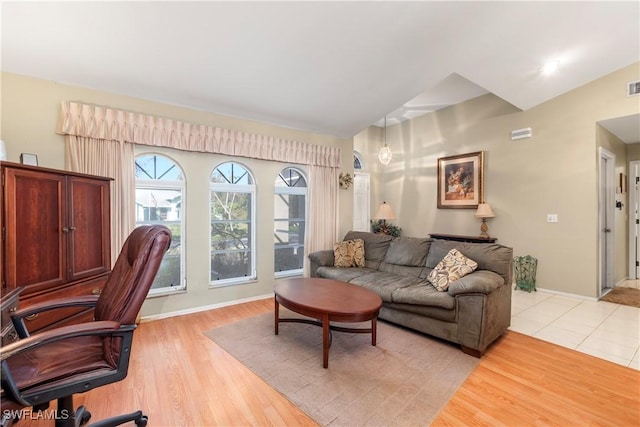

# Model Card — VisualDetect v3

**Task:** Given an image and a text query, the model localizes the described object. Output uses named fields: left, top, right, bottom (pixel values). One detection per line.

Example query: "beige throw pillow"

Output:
left=428, top=248, right=478, bottom=291
left=333, top=239, right=365, bottom=268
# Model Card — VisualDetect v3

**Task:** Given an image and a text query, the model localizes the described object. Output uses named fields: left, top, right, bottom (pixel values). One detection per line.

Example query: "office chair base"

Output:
left=54, top=396, right=147, bottom=427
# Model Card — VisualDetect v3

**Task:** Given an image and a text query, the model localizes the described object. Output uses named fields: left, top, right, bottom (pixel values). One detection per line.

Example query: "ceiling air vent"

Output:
left=628, top=81, right=640, bottom=96
left=511, top=127, right=532, bottom=140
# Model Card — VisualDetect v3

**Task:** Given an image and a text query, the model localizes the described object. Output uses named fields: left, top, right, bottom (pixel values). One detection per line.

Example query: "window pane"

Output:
left=274, top=167, right=306, bottom=275
left=211, top=222, right=250, bottom=251
left=134, top=154, right=185, bottom=294
left=211, top=251, right=252, bottom=280
left=211, top=163, right=253, bottom=185
left=151, top=221, right=182, bottom=289
left=210, top=162, right=256, bottom=283
left=211, top=192, right=251, bottom=220
left=275, top=168, right=306, bottom=188
left=136, top=155, right=183, bottom=180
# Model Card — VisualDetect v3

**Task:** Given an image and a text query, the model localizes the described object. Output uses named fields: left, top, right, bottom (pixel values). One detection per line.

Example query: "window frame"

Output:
left=134, top=154, right=186, bottom=296
left=274, top=167, right=307, bottom=278
left=209, top=162, right=257, bottom=287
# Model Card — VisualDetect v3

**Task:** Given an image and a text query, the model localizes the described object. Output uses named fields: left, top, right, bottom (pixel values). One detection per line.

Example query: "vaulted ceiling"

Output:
left=2, top=1, right=639, bottom=138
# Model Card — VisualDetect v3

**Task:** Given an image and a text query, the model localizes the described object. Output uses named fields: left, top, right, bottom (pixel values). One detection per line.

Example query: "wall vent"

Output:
left=628, top=81, right=640, bottom=96
left=511, top=127, right=532, bottom=140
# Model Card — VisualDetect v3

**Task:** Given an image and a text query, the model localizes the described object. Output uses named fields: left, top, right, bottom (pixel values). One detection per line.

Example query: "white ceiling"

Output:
left=1, top=1, right=639, bottom=138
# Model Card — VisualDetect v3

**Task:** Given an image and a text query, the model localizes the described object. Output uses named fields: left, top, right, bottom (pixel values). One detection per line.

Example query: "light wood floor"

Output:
left=15, top=299, right=640, bottom=426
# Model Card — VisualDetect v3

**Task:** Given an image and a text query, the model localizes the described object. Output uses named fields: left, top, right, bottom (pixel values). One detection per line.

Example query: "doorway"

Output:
left=353, top=172, right=370, bottom=232
left=628, top=161, right=640, bottom=278
left=599, top=147, right=615, bottom=296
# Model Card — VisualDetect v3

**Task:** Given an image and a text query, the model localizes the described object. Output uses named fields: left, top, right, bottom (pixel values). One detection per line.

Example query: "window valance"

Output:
left=56, top=101, right=341, bottom=168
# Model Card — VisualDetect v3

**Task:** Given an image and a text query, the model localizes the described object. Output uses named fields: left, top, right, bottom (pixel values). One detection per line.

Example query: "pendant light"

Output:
left=378, top=116, right=392, bottom=165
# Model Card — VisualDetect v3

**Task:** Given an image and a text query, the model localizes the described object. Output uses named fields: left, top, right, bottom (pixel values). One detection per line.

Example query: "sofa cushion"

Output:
left=343, top=231, right=393, bottom=269
left=316, top=266, right=378, bottom=283
left=426, top=240, right=513, bottom=284
left=428, top=249, right=478, bottom=291
left=391, top=283, right=456, bottom=309
left=447, top=270, right=504, bottom=296
left=378, top=262, right=425, bottom=278
left=383, top=237, right=431, bottom=267
left=348, top=271, right=426, bottom=302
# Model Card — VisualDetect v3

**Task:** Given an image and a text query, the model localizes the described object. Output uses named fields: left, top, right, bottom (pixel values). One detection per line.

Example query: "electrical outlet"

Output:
left=547, top=214, right=558, bottom=223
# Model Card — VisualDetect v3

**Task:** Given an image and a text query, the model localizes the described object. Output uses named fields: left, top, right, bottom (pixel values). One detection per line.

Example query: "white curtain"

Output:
left=305, top=165, right=339, bottom=276
left=57, top=101, right=342, bottom=271
left=65, top=135, right=135, bottom=265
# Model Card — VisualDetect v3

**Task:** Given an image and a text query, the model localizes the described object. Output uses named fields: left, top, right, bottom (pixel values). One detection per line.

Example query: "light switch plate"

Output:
left=547, top=214, right=558, bottom=223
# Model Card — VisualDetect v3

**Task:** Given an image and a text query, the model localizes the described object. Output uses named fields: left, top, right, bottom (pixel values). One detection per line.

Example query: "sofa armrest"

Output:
left=308, top=249, right=335, bottom=277
left=447, top=270, right=504, bottom=296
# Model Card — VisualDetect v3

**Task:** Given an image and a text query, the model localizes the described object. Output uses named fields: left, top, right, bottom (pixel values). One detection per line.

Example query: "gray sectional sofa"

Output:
left=308, top=231, right=513, bottom=356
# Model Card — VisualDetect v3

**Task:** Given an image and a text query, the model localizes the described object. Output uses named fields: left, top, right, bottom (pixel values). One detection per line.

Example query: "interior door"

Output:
left=599, top=148, right=615, bottom=295
left=353, top=172, right=370, bottom=232
left=629, top=161, right=640, bottom=278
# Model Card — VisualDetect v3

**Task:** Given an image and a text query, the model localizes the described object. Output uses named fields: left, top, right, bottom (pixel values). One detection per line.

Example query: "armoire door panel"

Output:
left=67, top=177, right=111, bottom=281
left=3, top=167, right=67, bottom=292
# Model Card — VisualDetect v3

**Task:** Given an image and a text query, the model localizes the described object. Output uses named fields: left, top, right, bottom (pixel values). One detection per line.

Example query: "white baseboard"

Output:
left=531, top=286, right=599, bottom=302
left=140, top=293, right=273, bottom=323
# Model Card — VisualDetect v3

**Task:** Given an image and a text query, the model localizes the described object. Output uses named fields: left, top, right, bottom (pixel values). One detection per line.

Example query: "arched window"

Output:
left=274, top=167, right=307, bottom=276
left=210, top=162, right=256, bottom=284
left=354, top=151, right=363, bottom=170
left=135, top=154, right=185, bottom=293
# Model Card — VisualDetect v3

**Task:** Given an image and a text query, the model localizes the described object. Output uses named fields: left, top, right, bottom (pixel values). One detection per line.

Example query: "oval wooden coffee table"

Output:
left=274, top=277, right=382, bottom=368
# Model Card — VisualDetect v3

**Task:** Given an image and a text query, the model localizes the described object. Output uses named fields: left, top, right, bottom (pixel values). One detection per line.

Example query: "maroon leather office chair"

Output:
left=1, top=225, right=171, bottom=427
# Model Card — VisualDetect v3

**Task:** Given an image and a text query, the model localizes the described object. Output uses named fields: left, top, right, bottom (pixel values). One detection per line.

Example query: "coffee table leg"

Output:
left=322, top=313, right=329, bottom=368
left=274, top=297, right=279, bottom=335
left=372, top=317, right=377, bottom=346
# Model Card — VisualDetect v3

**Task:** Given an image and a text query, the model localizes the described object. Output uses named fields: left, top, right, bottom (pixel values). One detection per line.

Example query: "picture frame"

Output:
left=20, top=153, right=38, bottom=166
left=437, top=151, right=484, bottom=209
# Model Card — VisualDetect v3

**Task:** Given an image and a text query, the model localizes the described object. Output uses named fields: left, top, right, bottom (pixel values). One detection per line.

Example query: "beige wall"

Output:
left=355, top=62, right=640, bottom=298
left=0, top=72, right=353, bottom=317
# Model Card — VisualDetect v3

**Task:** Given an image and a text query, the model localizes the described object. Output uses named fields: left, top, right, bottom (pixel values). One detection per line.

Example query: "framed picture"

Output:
left=20, top=153, right=38, bottom=166
left=437, top=151, right=484, bottom=209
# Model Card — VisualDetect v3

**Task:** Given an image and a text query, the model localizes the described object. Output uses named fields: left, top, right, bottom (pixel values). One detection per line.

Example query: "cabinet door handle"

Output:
left=9, top=306, right=17, bottom=313
left=25, top=313, right=38, bottom=321
left=62, top=227, right=69, bottom=233
left=69, top=226, right=76, bottom=231
left=91, top=288, right=102, bottom=296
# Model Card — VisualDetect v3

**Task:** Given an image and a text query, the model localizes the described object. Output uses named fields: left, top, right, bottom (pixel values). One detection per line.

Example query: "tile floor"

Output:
left=510, top=280, right=640, bottom=370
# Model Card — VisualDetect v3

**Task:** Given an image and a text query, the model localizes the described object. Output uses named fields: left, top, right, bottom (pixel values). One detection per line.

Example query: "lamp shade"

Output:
left=374, top=201, right=396, bottom=220
left=475, top=203, right=495, bottom=218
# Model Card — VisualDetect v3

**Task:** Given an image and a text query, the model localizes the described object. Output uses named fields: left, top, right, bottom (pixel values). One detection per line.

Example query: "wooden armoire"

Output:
left=1, top=161, right=111, bottom=333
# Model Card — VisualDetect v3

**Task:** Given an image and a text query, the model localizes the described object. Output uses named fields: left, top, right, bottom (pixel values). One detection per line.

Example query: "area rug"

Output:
left=205, top=310, right=479, bottom=427
left=601, top=286, right=640, bottom=308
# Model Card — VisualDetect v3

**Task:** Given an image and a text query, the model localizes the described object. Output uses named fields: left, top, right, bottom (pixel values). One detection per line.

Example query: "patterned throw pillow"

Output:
left=334, top=241, right=355, bottom=267
left=333, top=239, right=366, bottom=268
left=352, top=239, right=365, bottom=267
left=427, top=248, right=478, bottom=291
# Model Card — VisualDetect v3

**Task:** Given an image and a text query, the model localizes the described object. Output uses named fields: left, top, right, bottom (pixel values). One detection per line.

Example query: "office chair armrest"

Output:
left=11, top=295, right=101, bottom=338
left=11, top=295, right=100, bottom=320
left=0, top=320, right=126, bottom=361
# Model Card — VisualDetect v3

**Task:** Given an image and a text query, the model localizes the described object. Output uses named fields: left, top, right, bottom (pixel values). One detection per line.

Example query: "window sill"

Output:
left=146, top=287, right=187, bottom=299
left=208, top=277, right=258, bottom=289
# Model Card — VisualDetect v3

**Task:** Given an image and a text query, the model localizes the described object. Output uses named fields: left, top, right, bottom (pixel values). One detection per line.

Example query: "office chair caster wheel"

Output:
left=135, top=415, right=148, bottom=427
left=74, top=406, right=91, bottom=426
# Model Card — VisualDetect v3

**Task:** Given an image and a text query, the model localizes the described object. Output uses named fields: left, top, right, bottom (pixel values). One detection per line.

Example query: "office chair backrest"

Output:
left=94, top=225, right=171, bottom=366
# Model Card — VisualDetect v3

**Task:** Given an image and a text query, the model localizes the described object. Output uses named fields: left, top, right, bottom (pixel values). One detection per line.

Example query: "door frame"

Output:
left=598, top=147, right=615, bottom=296
left=629, top=161, right=639, bottom=278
